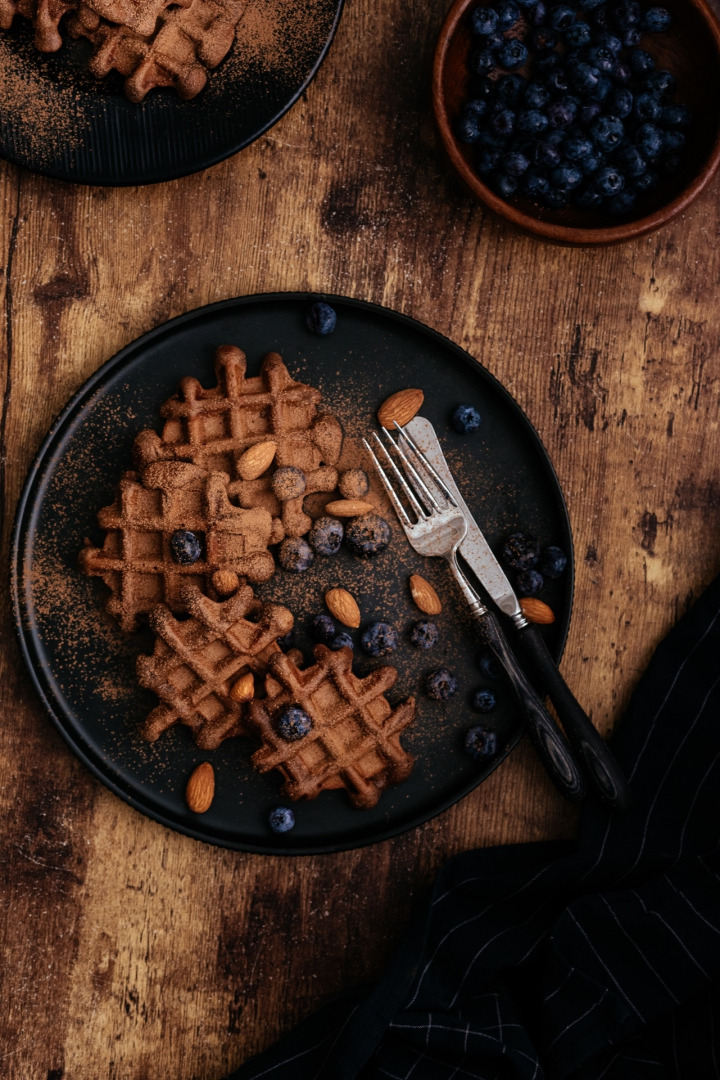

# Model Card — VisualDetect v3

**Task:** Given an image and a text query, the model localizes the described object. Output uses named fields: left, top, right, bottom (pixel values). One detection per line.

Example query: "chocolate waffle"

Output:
left=0, top=0, right=77, bottom=50
left=67, top=0, right=245, bottom=102
left=247, top=645, right=416, bottom=809
left=137, top=582, right=293, bottom=749
left=133, top=346, right=343, bottom=541
left=79, top=460, right=274, bottom=632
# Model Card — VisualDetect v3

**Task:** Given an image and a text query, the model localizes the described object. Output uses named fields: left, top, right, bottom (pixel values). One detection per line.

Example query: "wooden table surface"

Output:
left=2, top=2, right=720, bottom=1076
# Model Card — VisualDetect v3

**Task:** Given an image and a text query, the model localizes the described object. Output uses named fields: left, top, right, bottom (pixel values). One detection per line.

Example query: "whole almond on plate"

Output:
left=377, top=388, right=424, bottom=428
left=237, top=440, right=277, bottom=481
left=185, top=762, right=215, bottom=813
left=409, top=574, right=442, bottom=615
left=229, top=671, right=254, bottom=702
left=520, top=597, right=555, bottom=625
left=325, top=587, right=361, bottom=628
left=324, top=499, right=374, bottom=517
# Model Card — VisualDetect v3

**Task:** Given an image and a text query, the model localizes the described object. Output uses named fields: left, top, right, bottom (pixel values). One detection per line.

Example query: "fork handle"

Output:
left=515, top=623, right=632, bottom=812
left=470, top=604, right=586, bottom=802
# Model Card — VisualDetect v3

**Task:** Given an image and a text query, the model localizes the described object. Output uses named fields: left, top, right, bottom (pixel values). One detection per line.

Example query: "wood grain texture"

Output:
left=2, top=0, right=720, bottom=1075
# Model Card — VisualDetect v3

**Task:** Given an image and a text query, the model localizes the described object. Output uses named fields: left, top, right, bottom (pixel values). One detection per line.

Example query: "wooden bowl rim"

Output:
left=433, top=0, right=720, bottom=244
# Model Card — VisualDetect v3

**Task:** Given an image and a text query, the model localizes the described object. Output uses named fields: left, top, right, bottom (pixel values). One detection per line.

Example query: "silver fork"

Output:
left=363, top=428, right=586, bottom=803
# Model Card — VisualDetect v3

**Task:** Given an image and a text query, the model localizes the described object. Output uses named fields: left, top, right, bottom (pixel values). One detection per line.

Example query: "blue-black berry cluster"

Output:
left=457, top=1, right=690, bottom=214
left=501, top=532, right=567, bottom=595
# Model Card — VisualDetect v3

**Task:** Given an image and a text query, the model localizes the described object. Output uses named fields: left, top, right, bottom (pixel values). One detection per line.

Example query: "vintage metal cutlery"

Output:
left=363, top=428, right=586, bottom=803
left=399, top=416, right=631, bottom=812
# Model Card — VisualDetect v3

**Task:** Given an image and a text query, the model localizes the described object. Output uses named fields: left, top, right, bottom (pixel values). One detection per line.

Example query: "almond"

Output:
left=212, top=569, right=240, bottom=597
left=325, top=587, right=361, bottom=628
left=520, top=597, right=555, bottom=625
left=409, top=574, right=442, bottom=615
left=237, top=440, right=277, bottom=481
left=377, top=388, right=424, bottom=428
left=229, top=671, right=255, bottom=702
left=185, top=762, right=215, bottom=813
left=324, top=499, right=374, bottom=517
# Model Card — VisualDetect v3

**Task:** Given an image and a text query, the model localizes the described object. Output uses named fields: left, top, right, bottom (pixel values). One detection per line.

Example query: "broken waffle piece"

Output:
left=79, top=460, right=275, bottom=632
left=247, top=645, right=416, bottom=809
left=137, top=582, right=293, bottom=749
left=133, top=346, right=344, bottom=541
left=0, top=0, right=77, bottom=51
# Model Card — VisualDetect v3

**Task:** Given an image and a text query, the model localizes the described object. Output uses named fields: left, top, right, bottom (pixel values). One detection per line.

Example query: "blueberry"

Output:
left=278, top=537, right=314, bottom=572
left=547, top=102, right=575, bottom=129
left=539, top=545, right=567, bottom=578
left=663, top=130, right=686, bottom=153
left=645, top=70, right=675, bottom=99
left=607, top=190, right=637, bottom=214
left=633, top=168, right=659, bottom=193
left=545, top=69, right=570, bottom=94
left=661, top=104, right=692, bottom=129
left=524, top=81, right=550, bottom=110
left=456, top=114, right=481, bottom=143
left=496, top=0, right=520, bottom=28
left=268, top=806, right=295, bottom=833
left=502, top=151, right=530, bottom=177
left=590, top=115, right=624, bottom=152
left=516, top=568, right=544, bottom=595
left=620, top=27, right=641, bottom=46
left=345, top=513, right=391, bottom=557
left=564, top=135, right=594, bottom=162
left=564, top=20, right=591, bottom=46
left=409, top=620, right=439, bottom=649
left=530, top=0, right=546, bottom=25
left=575, top=185, right=604, bottom=209
left=310, top=613, right=336, bottom=643
left=551, top=163, right=583, bottom=194
left=636, top=122, right=664, bottom=161
left=471, top=47, right=497, bottom=76
left=170, top=529, right=203, bottom=565
left=477, top=147, right=503, bottom=175
left=534, top=133, right=563, bottom=165
left=595, top=31, right=622, bottom=53
left=517, top=109, right=550, bottom=137
left=451, top=403, right=482, bottom=433
left=308, top=516, right=344, bottom=556
left=330, top=632, right=354, bottom=651
left=610, top=87, right=633, bottom=118
left=612, top=0, right=641, bottom=25
left=616, top=145, right=647, bottom=178
left=589, top=75, right=613, bottom=103
left=424, top=668, right=458, bottom=701
left=479, top=651, right=503, bottom=679
left=472, top=687, right=497, bottom=712
left=495, top=73, right=527, bottom=106
left=306, top=302, right=337, bottom=335
left=579, top=150, right=606, bottom=177
left=470, top=5, right=500, bottom=35
left=272, top=466, right=307, bottom=501
left=490, top=107, right=516, bottom=137
left=361, top=622, right=399, bottom=657
left=497, top=38, right=528, bottom=69
left=276, top=705, right=313, bottom=741
left=612, top=61, right=632, bottom=84
left=634, top=92, right=662, bottom=123
left=465, top=725, right=498, bottom=761
left=641, top=6, right=671, bottom=32
left=491, top=172, right=519, bottom=198
left=585, top=46, right=615, bottom=74
left=548, top=3, right=575, bottom=29
left=522, top=168, right=550, bottom=198
left=579, top=101, right=602, bottom=126
left=629, top=49, right=655, bottom=76
left=502, top=531, right=540, bottom=569
left=570, top=62, right=600, bottom=95
left=594, top=164, right=625, bottom=196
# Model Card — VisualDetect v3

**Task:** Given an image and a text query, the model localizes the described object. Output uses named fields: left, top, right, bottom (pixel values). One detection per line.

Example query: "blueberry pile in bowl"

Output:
left=433, top=0, right=720, bottom=242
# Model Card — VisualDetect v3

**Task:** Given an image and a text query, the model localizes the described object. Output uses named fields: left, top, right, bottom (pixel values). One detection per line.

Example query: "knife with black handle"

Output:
left=402, top=417, right=632, bottom=813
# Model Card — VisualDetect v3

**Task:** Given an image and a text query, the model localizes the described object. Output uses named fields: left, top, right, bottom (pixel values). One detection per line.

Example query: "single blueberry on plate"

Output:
left=345, top=513, right=391, bottom=557
left=330, top=632, right=354, bottom=651
left=170, top=530, right=203, bottom=565
left=409, top=620, right=439, bottom=649
left=268, top=807, right=295, bottom=833
left=361, top=622, right=399, bottom=657
left=501, top=531, right=540, bottom=569
left=306, top=302, right=337, bottom=336
left=539, top=545, right=567, bottom=578
left=516, top=568, right=544, bottom=595
left=424, top=668, right=458, bottom=701
left=278, top=537, right=314, bottom=572
left=276, top=705, right=313, bottom=741
left=465, top=725, right=498, bottom=760
left=308, top=516, right=344, bottom=556
left=310, top=613, right=336, bottom=644
left=479, top=651, right=503, bottom=679
left=472, top=687, right=497, bottom=713
left=451, top=404, right=482, bottom=433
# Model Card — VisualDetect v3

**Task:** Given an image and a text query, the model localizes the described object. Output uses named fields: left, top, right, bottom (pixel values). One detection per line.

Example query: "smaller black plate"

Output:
left=0, top=0, right=342, bottom=185
left=11, top=293, right=574, bottom=854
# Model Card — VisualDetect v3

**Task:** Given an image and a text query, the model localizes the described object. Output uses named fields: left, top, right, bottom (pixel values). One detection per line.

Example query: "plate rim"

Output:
left=10, top=291, right=575, bottom=854
left=0, top=0, right=345, bottom=186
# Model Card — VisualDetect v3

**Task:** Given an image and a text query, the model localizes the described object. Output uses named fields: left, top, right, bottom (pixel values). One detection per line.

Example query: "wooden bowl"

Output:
left=433, top=0, right=720, bottom=243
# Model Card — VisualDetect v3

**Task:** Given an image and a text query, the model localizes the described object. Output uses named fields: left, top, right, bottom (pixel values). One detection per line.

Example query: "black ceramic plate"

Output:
left=0, top=0, right=342, bottom=185
left=11, top=293, right=573, bottom=854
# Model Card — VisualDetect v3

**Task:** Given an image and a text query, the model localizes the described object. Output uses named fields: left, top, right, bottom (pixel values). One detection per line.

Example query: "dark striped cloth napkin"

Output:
left=230, top=574, right=720, bottom=1080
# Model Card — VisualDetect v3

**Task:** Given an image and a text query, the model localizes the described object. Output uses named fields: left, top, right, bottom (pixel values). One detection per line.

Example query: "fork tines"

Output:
left=362, top=423, right=457, bottom=523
